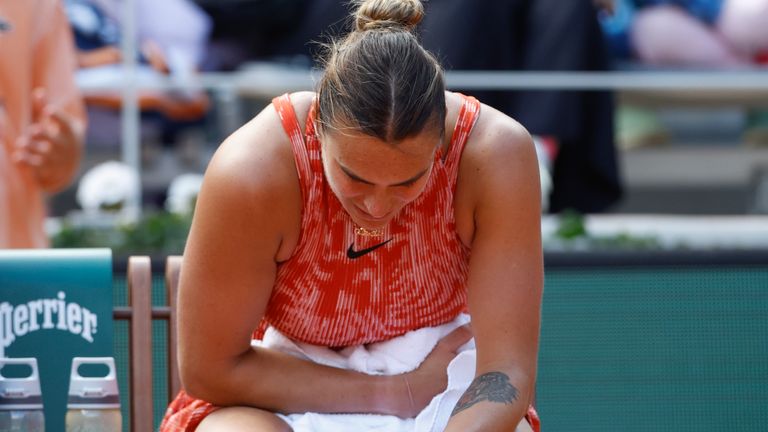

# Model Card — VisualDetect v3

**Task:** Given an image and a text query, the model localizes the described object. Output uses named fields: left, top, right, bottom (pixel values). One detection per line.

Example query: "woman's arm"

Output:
left=177, top=102, right=458, bottom=417
left=18, top=1, right=86, bottom=192
left=445, top=108, right=543, bottom=431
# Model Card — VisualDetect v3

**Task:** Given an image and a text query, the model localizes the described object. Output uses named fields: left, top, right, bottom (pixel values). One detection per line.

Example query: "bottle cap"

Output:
left=0, top=357, right=44, bottom=410
left=67, top=357, right=121, bottom=409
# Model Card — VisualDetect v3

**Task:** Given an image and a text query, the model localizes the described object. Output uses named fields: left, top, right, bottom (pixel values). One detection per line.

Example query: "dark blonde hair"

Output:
left=316, top=0, right=446, bottom=143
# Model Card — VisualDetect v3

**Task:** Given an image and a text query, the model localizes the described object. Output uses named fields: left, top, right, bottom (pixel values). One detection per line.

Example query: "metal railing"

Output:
left=96, top=0, right=768, bottom=212
left=81, top=68, right=768, bottom=94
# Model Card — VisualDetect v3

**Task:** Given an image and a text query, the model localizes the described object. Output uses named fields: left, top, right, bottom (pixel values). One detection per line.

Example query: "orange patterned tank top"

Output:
left=262, top=93, right=480, bottom=347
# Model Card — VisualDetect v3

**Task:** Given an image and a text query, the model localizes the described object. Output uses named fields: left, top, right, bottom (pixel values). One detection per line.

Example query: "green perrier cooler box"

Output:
left=0, top=248, right=114, bottom=432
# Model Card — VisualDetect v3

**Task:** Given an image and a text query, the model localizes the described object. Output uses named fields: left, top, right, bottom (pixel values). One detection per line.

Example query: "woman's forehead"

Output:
left=323, top=129, right=437, bottom=182
left=323, top=128, right=440, bottom=158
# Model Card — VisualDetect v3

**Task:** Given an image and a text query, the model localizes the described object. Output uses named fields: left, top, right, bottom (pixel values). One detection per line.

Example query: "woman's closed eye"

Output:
left=345, top=170, right=375, bottom=185
left=395, top=178, right=419, bottom=188
left=340, top=164, right=429, bottom=187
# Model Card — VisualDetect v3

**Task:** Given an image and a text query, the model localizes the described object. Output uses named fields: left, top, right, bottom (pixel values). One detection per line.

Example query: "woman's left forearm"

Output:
left=444, top=366, right=534, bottom=432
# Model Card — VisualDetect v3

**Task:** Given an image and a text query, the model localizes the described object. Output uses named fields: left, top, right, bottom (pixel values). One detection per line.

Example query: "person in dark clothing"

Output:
left=418, top=0, right=622, bottom=213
left=199, top=0, right=624, bottom=213
left=260, top=0, right=623, bottom=213
left=193, top=0, right=312, bottom=70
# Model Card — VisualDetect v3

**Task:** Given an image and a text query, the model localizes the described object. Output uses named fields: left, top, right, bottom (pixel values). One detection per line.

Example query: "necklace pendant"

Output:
left=355, top=226, right=385, bottom=237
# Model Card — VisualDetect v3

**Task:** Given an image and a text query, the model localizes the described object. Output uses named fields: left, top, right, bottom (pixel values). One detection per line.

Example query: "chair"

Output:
left=119, top=255, right=181, bottom=431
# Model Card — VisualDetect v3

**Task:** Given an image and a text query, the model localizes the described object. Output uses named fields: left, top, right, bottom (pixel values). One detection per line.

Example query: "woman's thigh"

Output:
left=196, top=406, right=292, bottom=432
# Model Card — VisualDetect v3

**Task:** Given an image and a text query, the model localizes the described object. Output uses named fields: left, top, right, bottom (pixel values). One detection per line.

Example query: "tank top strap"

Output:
left=304, top=98, right=324, bottom=172
left=272, top=93, right=313, bottom=194
left=443, top=93, right=481, bottom=188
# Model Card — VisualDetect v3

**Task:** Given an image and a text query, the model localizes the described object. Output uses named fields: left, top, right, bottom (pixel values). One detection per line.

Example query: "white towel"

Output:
left=252, top=314, right=476, bottom=432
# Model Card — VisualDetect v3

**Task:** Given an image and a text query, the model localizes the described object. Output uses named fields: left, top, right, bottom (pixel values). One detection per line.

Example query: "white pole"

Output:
left=120, top=0, right=141, bottom=220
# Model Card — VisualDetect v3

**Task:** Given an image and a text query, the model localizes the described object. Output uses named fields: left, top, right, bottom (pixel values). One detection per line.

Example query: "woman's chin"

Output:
left=352, top=216, right=389, bottom=230
left=349, top=210, right=394, bottom=230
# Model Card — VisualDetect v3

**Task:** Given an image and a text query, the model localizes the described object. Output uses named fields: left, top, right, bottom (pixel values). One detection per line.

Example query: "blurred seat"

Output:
left=118, top=255, right=181, bottom=431
left=77, top=61, right=210, bottom=122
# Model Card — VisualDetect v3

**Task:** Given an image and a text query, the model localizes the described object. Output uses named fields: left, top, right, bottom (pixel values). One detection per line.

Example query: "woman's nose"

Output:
left=362, top=190, right=391, bottom=218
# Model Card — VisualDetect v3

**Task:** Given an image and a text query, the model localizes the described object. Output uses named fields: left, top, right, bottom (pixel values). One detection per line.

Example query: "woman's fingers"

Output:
left=14, top=127, right=52, bottom=162
left=404, top=324, right=474, bottom=416
left=31, top=88, right=48, bottom=123
left=12, top=100, right=82, bottom=190
left=45, top=105, right=80, bottom=140
left=13, top=149, right=44, bottom=167
left=436, top=324, right=473, bottom=354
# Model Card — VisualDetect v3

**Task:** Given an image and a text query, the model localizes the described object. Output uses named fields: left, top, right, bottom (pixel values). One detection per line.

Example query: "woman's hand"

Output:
left=392, top=325, right=473, bottom=418
left=13, top=88, right=83, bottom=192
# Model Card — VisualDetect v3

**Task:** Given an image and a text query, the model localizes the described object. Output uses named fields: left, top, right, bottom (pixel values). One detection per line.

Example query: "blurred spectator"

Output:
left=66, top=0, right=212, bottom=121
left=74, top=0, right=211, bottom=73
left=602, top=0, right=768, bottom=66
left=0, top=0, right=87, bottom=248
left=601, top=0, right=768, bottom=146
left=419, top=0, right=622, bottom=213
left=220, top=0, right=623, bottom=213
left=192, top=0, right=310, bottom=70
left=62, top=0, right=214, bottom=216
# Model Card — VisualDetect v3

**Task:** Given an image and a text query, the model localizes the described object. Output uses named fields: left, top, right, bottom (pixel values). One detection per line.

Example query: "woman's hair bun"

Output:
left=354, top=0, right=424, bottom=32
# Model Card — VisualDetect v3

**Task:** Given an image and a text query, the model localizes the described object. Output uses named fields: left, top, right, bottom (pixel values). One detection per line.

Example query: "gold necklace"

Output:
left=354, top=226, right=385, bottom=237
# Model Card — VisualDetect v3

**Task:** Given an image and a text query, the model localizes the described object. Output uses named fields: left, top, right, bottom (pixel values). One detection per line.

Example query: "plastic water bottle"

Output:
left=0, top=357, right=45, bottom=432
left=65, top=357, right=122, bottom=432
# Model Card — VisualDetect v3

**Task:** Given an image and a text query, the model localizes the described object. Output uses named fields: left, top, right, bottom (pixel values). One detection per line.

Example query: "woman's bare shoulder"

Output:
left=466, top=101, right=534, bottom=165
left=207, top=91, right=315, bottom=196
left=196, top=94, right=310, bottom=257
left=457, top=100, right=539, bottom=211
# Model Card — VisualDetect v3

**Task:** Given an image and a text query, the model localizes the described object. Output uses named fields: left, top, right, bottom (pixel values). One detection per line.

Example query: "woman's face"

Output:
left=320, top=127, right=439, bottom=230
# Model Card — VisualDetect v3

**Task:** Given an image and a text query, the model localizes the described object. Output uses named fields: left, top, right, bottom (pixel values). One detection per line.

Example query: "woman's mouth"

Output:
left=355, top=206, right=391, bottom=224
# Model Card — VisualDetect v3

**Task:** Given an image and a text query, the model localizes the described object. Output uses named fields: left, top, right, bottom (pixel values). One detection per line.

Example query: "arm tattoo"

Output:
left=450, top=371, right=519, bottom=417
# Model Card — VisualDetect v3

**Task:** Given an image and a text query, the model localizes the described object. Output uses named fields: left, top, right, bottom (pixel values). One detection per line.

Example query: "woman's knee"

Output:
left=196, top=406, right=292, bottom=432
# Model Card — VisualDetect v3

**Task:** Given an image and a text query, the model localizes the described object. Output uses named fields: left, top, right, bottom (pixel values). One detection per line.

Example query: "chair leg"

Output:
left=128, top=256, right=153, bottom=432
